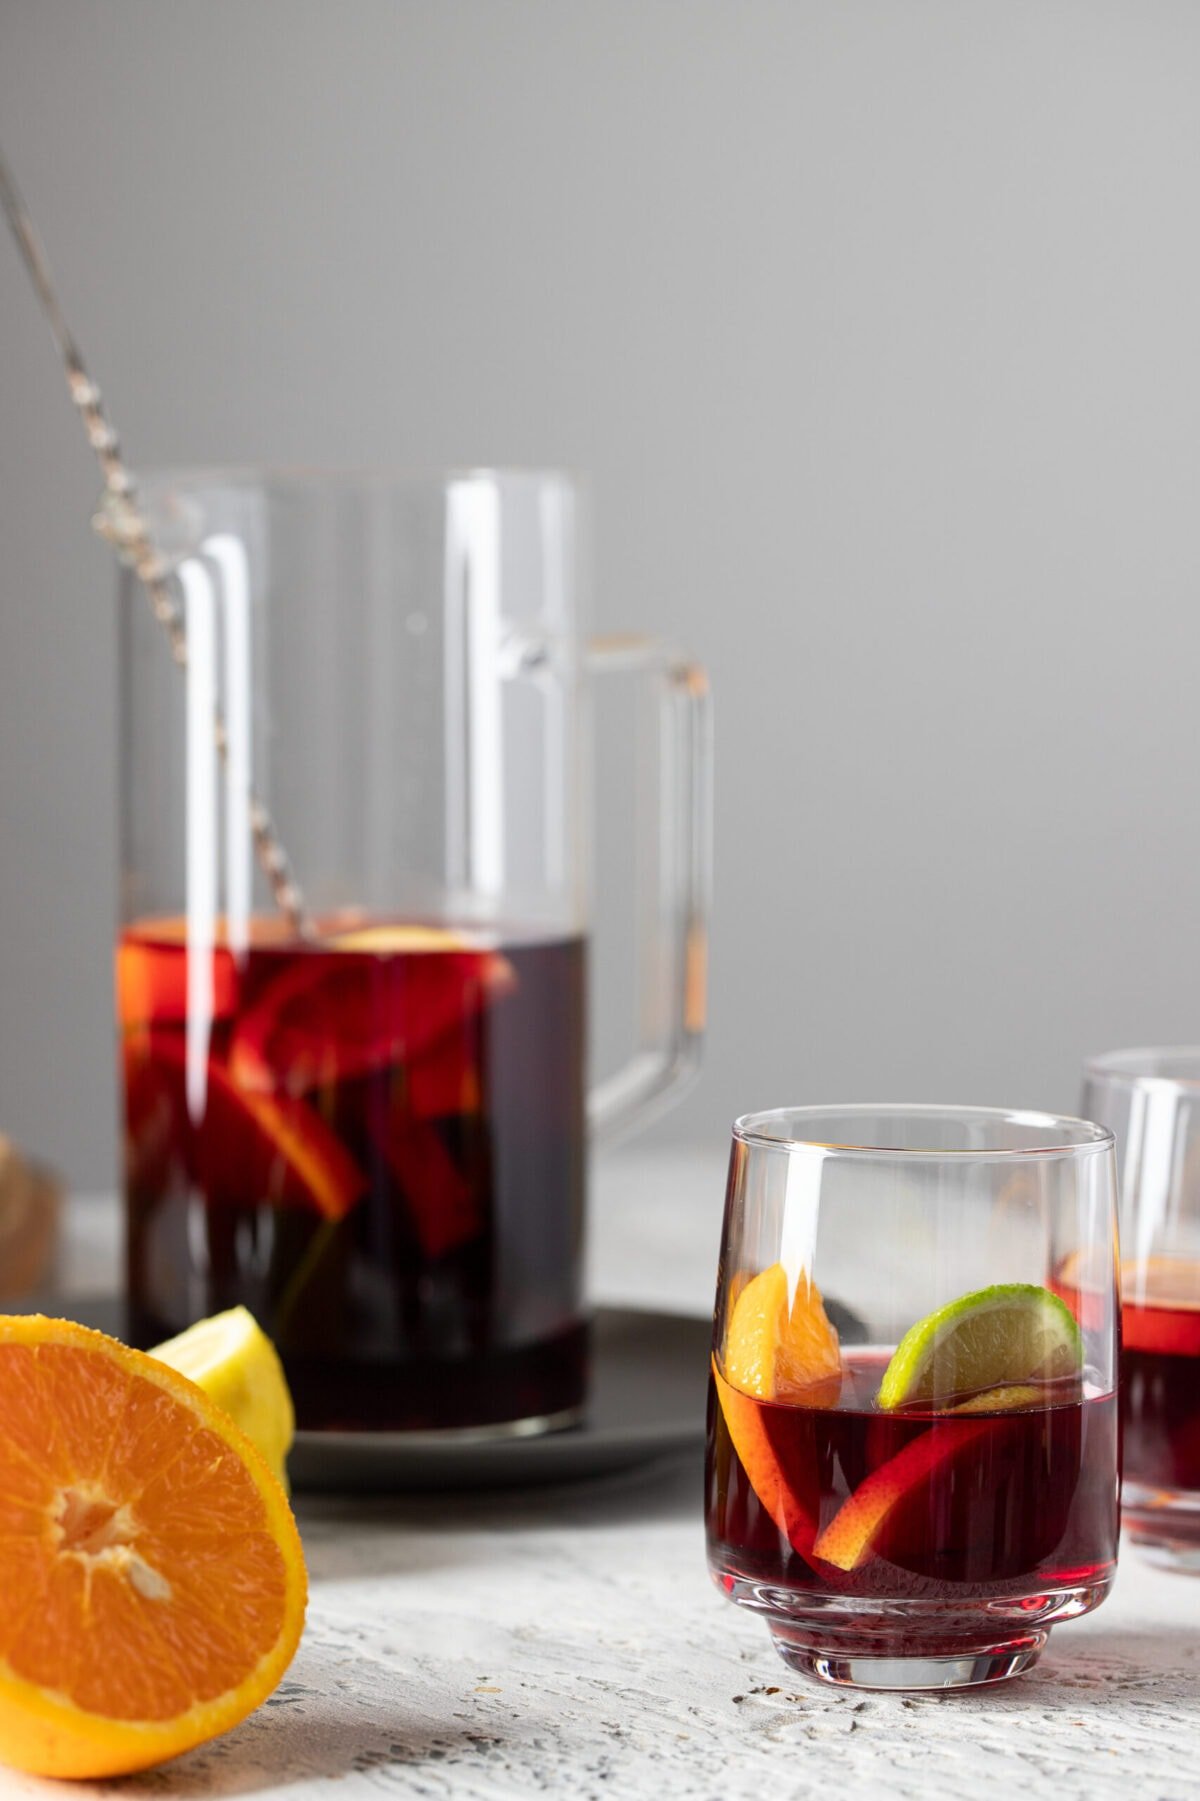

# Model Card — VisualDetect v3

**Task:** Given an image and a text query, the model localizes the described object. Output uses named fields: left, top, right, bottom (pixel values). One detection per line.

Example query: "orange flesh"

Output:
left=722, top=1263, right=841, bottom=1403
left=0, top=1317, right=306, bottom=1777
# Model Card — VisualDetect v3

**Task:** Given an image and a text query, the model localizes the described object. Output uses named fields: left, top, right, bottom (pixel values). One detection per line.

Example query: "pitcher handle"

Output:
left=586, top=634, right=712, bottom=1144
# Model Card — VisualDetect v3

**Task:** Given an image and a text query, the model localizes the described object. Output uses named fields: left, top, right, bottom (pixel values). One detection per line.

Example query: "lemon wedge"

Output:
left=150, top=1307, right=295, bottom=1491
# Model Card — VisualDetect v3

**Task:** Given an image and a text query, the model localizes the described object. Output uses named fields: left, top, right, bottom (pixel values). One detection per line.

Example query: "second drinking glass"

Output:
left=1082, top=1049, right=1200, bottom=1571
left=706, top=1106, right=1120, bottom=1691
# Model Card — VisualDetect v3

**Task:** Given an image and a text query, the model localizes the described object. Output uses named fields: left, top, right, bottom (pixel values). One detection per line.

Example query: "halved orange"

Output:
left=0, top=1315, right=307, bottom=1779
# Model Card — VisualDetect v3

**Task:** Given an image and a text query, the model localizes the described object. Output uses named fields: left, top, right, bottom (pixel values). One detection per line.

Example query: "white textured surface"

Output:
left=7, top=1157, right=1198, bottom=1800
left=5, top=1477, right=1199, bottom=1801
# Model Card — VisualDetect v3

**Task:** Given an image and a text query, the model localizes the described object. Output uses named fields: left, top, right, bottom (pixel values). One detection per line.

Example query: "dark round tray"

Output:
left=12, top=1295, right=712, bottom=1492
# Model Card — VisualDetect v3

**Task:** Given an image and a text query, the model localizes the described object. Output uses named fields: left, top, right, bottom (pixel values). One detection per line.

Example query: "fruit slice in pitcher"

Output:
left=403, top=1028, right=485, bottom=1120
left=229, top=926, right=516, bottom=1092
left=381, top=1116, right=482, bottom=1259
left=125, top=1032, right=365, bottom=1220
left=116, top=916, right=298, bottom=1028
left=117, top=932, right=238, bottom=1028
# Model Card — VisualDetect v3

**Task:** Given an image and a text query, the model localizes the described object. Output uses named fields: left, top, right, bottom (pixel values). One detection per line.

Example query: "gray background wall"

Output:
left=3, top=0, right=1200, bottom=1190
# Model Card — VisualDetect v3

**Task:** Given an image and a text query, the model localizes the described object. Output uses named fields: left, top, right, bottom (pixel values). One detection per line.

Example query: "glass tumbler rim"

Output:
left=732, top=1102, right=1114, bottom=1161
left=1083, top=1045, right=1200, bottom=1093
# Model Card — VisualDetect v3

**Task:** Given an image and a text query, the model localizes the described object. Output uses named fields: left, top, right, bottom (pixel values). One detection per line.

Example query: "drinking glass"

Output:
left=705, top=1105, right=1120, bottom=1691
left=117, top=468, right=709, bottom=1434
left=1082, top=1049, right=1200, bottom=1570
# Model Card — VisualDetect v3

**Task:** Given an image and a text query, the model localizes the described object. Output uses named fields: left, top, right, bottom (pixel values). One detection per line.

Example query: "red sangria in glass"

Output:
left=1121, top=1263, right=1200, bottom=1526
left=1083, top=1050, right=1200, bottom=1570
left=706, top=1107, right=1120, bottom=1691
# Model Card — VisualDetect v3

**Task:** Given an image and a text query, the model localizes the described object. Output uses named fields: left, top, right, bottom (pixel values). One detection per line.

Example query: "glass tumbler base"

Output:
left=769, top=1625, right=1047, bottom=1691
left=713, top=1564, right=1113, bottom=1695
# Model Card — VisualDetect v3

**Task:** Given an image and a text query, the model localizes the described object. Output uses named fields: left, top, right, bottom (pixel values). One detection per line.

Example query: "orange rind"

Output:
left=811, top=1418, right=994, bottom=1572
left=125, top=1033, right=365, bottom=1221
left=711, top=1358, right=819, bottom=1555
left=714, top=1263, right=842, bottom=1557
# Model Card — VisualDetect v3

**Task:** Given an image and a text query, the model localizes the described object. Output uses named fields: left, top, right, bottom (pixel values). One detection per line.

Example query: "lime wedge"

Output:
left=877, top=1283, right=1082, bottom=1412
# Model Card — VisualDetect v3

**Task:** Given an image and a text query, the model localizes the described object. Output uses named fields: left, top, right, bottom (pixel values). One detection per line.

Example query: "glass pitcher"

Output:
left=116, top=469, right=710, bottom=1434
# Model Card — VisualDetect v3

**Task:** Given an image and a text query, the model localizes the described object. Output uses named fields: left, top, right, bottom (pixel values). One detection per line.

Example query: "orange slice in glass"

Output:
left=723, top=1262, right=842, bottom=1403
left=710, top=1358, right=820, bottom=1555
left=812, top=1383, right=1048, bottom=1572
left=811, top=1417, right=994, bottom=1572
left=0, top=1315, right=307, bottom=1779
left=714, top=1263, right=842, bottom=1557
